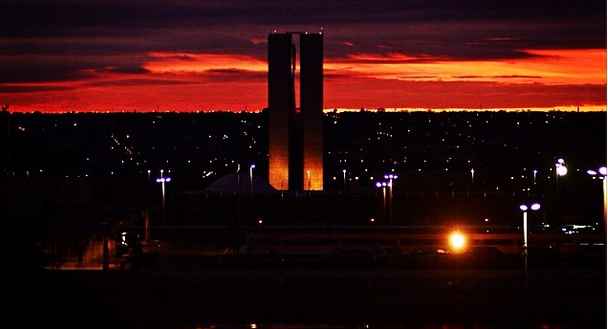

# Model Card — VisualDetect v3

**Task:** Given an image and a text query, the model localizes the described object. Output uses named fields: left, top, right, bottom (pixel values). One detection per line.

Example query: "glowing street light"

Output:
left=519, top=202, right=541, bottom=249
left=554, top=159, right=567, bottom=192
left=448, top=230, right=467, bottom=253
left=387, top=177, right=393, bottom=224
left=587, top=166, right=607, bottom=230
left=384, top=173, right=397, bottom=224
left=555, top=158, right=567, bottom=177
left=520, top=202, right=540, bottom=286
left=156, top=175, right=171, bottom=221
left=556, top=164, right=568, bottom=177
left=249, top=164, right=255, bottom=193
left=375, top=181, right=388, bottom=222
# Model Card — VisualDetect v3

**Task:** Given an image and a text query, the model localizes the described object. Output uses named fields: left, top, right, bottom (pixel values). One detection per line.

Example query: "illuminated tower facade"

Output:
left=268, top=32, right=324, bottom=191
left=300, top=33, right=324, bottom=191
left=268, top=33, right=296, bottom=191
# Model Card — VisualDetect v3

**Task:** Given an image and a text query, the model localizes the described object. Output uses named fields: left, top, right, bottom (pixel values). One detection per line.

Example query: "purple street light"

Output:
left=519, top=202, right=541, bottom=249
left=156, top=176, right=172, bottom=210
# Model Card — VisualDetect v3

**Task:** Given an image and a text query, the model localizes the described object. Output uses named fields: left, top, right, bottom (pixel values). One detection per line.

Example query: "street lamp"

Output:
left=448, top=230, right=468, bottom=253
left=587, top=166, right=607, bottom=230
left=519, top=202, right=540, bottom=287
left=156, top=176, right=171, bottom=222
left=249, top=164, right=255, bottom=193
left=519, top=202, right=541, bottom=249
left=384, top=173, right=397, bottom=224
left=554, top=159, right=567, bottom=193
left=376, top=181, right=388, bottom=222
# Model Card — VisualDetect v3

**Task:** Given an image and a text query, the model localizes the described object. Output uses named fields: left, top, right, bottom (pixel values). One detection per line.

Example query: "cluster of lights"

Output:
left=375, top=174, right=398, bottom=188
left=155, top=177, right=172, bottom=183
left=587, top=166, right=607, bottom=179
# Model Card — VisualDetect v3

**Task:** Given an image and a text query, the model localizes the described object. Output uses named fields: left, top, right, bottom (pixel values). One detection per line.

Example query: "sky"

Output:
left=0, top=0, right=606, bottom=112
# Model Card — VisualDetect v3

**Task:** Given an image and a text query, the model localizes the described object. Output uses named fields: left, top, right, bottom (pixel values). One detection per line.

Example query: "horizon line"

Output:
left=5, top=105, right=607, bottom=114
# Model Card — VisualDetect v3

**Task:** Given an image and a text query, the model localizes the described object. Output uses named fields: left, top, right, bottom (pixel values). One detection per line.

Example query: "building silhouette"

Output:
left=268, top=32, right=324, bottom=191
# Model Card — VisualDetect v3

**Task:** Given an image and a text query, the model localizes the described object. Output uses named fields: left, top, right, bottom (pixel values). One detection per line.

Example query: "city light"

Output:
left=519, top=202, right=541, bottom=249
left=156, top=174, right=172, bottom=216
left=448, top=231, right=467, bottom=253
left=556, top=165, right=568, bottom=176
left=555, top=159, right=568, bottom=177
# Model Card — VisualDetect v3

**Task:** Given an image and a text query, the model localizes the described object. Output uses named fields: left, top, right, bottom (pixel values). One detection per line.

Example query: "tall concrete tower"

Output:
left=268, top=33, right=296, bottom=191
left=267, top=32, right=324, bottom=192
left=300, top=33, right=324, bottom=191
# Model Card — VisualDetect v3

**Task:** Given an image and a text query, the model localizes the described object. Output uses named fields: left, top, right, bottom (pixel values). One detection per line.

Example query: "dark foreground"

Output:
left=24, top=266, right=606, bottom=329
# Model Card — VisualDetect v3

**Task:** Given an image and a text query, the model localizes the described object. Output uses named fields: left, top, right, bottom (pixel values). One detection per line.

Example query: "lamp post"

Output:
left=519, top=202, right=540, bottom=287
left=587, top=166, right=607, bottom=231
left=384, top=174, right=397, bottom=224
left=470, top=168, right=475, bottom=185
left=342, top=169, right=347, bottom=189
left=249, top=164, right=255, bottom=193
left=555, top=158, right=567, bottom=190
left=376, top=181, right=387, bottom=222
left=519, top=203, right=541, bottom=249
left=156, top=176, right=171, bottom=209
left=236, top=163, right=241, bottom=186
left=156, top=175, right=171, bottom=223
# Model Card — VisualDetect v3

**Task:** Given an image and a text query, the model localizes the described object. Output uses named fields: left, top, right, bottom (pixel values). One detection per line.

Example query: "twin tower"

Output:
left=268, top=32, right=324, bottom=191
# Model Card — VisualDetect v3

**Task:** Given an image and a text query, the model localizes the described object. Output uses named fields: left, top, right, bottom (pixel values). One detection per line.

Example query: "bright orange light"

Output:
left=448, top=231, right=467, bottom=253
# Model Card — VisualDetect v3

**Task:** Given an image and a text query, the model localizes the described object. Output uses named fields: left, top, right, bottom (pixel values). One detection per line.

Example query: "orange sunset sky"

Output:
left=0, top=1, right=606, bottom=112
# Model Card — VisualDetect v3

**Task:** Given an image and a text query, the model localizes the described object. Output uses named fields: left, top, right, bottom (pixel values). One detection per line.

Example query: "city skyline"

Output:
left=0, top=0, right=606, bottom=112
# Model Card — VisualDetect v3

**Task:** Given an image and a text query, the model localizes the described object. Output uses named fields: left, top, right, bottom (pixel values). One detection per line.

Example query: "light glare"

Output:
left=448, top=231, right=467, bottom=252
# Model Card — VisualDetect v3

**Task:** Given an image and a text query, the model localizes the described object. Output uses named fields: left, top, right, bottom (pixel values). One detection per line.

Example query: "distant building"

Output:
left=267, top=32, right=324, bottom=191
